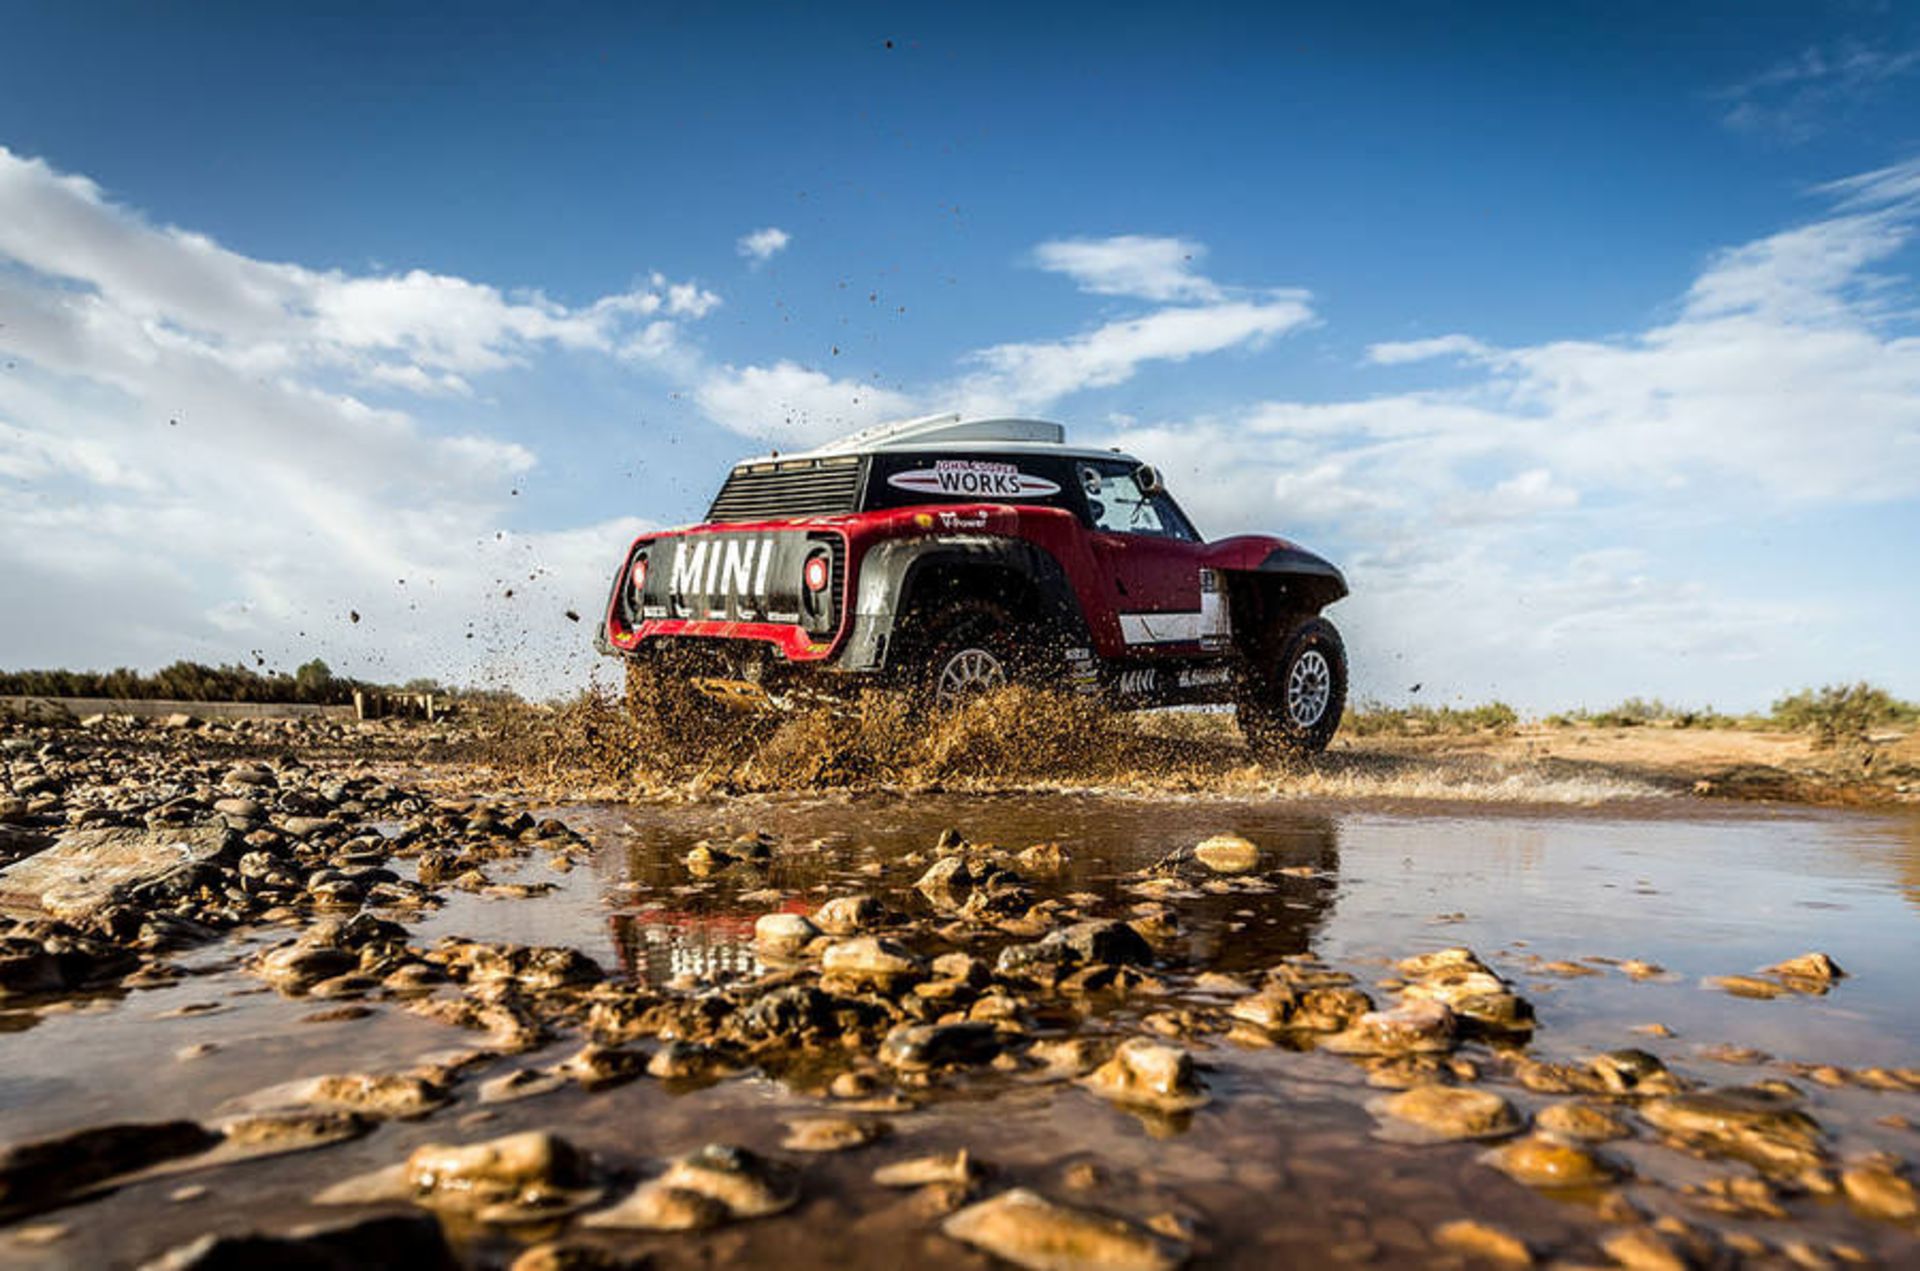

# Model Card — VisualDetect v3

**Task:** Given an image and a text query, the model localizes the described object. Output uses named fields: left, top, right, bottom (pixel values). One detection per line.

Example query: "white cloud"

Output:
left=1366, top=334, right=1494, bottom=365
left=1100, top=158, right=1920, bottom=709
left=736, top=226, right=791, bottom=264
left=0, top=145, right=718, bottom=694
left=1714, top=40, right=1920, bottom=143
left=693, top=242, right=1315, bottom=442
left=694, top=361, right=917, bottom=448
left=1032, top=235, right=1223, bottom=302
left=955, top=297, right=1314, bottom=413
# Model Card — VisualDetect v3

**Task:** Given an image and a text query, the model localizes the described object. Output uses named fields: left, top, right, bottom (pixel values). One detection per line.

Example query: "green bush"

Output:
left=1346, top=701, right=1518, bottom=737
left=1769, top=683, right=1919, bottom=749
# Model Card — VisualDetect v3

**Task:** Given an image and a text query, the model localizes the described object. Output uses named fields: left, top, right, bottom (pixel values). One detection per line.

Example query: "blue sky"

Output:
left=2, top=2, right=1917, bottom=709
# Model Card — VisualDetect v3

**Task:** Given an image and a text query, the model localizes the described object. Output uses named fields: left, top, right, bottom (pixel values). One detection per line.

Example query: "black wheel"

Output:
left=911, top=598, right=1025, bottom=710
left=1237, top=615, right=1346, bottom=756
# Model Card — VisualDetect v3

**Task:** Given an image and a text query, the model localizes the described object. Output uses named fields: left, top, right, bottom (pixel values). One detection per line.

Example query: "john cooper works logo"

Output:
left=887, top=460, right=1061, bottom=499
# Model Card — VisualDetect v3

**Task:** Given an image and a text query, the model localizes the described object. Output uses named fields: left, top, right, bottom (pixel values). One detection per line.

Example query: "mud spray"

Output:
left=503, top=676, right=1659, bottom=804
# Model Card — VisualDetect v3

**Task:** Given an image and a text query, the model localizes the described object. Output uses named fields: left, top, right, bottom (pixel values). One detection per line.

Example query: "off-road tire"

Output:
left=1237, top=615, right=1346, bottom=757
left=908, top=597, right=1030, bottom=711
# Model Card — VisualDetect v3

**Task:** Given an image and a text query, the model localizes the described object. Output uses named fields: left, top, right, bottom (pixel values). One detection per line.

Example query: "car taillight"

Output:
left=803, top=556, right=829, bottom=592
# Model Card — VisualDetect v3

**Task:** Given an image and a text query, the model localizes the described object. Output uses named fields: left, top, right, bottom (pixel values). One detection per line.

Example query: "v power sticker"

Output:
left=887, top=460, right=1060, bottom=499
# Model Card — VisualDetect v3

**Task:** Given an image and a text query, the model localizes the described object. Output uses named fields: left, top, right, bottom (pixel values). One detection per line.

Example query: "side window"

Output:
left=1077, top=462, right=1197, bottom=541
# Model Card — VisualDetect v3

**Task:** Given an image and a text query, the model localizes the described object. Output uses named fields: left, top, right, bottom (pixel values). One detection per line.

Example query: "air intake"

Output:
left=705, top=456, right=864, bottom=522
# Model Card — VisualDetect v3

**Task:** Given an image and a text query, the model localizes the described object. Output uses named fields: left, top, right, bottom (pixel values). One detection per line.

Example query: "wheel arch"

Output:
left=836, top=537, right=1090, bottom=673
left=1222, top=546, right=1349, bottom=656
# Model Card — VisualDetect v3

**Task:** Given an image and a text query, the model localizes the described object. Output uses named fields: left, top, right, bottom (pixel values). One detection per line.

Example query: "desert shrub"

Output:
left=1769, top=683, right=1919, bottom=749
left=1548, top=699, right=1751, bottom=729
left=1345, top=701, right=1518, bottom=736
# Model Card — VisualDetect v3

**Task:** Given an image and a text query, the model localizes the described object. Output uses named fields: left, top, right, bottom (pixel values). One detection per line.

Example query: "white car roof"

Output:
left=737, top=413, right=1139, bottom=466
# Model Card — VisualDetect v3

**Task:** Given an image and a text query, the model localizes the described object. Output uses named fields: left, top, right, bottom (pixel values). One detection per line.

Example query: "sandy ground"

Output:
left=1324, top=723, right=1920, bottom=808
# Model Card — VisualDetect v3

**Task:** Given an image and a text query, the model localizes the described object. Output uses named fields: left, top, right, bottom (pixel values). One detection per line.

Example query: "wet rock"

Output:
left=1044, top=919, right=1153, bottom=967
left=479, top=1068, right=568, bottom=1104
left=0, top=825, right=233, bottom=922
left=0, top=1121, right=220, bottom=1220
left=556, top=1044, right=646, bottom=1091
left=319, top=1130, right=598, bottom=1222
left=583, top=1182, right=729, bottom=1231
left=1840, top=1159, right=1918, bottom=1221
left=216, top=1111, right=371, bottom=1156
left=1323, top=999, right=1456, bottom=1055
left=1080, top=1039, right=1207, bottom=1112
left=1485, top=1134, right=1619, bottom=1188
left=1432, top=1219, right=1532, bottom=1266
left=1536, top=1101, right=1633, bottom=1142
left=996, top=939, right=1082, bottom=983
left=781, top=1116, right=888, bottom=1152
left=1708, top=974, right=1785, bottom=1000
left=916, top=856, right=976, bottom=909
left=942, top=1187, right=1187, bottom=1271
left=588, top=1144, right=797, bottom=1228
left=1226, top=986, right=1295, bottom=1033
left=293, top=1073, right=449, bottom=1120
left=1641, top=1087, right=1826, bottom=1173
left=1598, top=1222, right=1725, bottom=1271
left=1765, top=952, right=1846, bottom=988
left=813, top=894, right=883, bottom=935
left=1512, top=1058, right=1609, bottom=1096
left=881, top=1021, right=1003, bottom=1071
left=256, top=944, right=359, bottom=995
left=1368, top=1086, right=1522, bottom=1143
left=1396, top=947, right=1491, bottom=978
left=509, top=1243, right=650, bottom=1271
left=752, top=912, right=818, bottom=955
left=1192, top=833, right=1259, bottom=875
left=874, top=1149, right=982, bottom=1189
left=821, top=936, right=924, bottom=989
left=140, top=1213, right=459, bottom=1270
left=1590, top=1048, right=1683, bottom=1096
left=648, top=1041, right=728, bottom=1081
left=1017, top=842, right=1069, bottom=874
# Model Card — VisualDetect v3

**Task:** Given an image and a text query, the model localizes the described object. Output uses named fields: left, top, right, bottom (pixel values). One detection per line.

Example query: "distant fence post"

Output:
left=353, top=690, right=368, bottom=721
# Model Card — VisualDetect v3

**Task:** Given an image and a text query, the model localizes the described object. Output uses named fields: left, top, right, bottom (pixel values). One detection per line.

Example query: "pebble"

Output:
left=873, top=1149, right=982, bottom=1189
left=780, top=1117, right=887, bottom=1152
left=1839, top=1160, right=1918, bottom=1221
left=941, top=1188, right=1188, bottom=1271
left=1432, top=1219, right=1531, bottom=1265
left=1080, top=1039, right=1207, bottom=1112
left=1535, top=1101, right=1632, bottom=1142
left=1368, top=1086, right=1522, bottom=1142
left=1485, top=1134, right=1618, bottom=1188
left=753, top=912, right=819, bottom=955
left=1641, top=1086, right=1826, bottom=1173
left=1192, top=833, right=1260, bottom=874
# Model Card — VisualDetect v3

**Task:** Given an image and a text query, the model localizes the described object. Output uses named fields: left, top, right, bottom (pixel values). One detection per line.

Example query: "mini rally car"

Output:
left=598, top=413, right=1349, bottom=753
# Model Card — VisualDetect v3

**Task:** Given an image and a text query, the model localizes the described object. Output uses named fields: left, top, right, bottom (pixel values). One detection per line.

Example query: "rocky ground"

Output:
left=0, top=709, right=1916, bottom=1268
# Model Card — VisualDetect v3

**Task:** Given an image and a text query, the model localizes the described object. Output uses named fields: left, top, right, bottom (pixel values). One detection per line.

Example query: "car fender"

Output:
left=836, top=534, right=1091, bottom=672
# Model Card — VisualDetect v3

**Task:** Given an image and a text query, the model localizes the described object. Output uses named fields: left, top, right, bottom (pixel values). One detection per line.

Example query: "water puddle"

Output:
left=6, top=794, right=1918, bottom=1266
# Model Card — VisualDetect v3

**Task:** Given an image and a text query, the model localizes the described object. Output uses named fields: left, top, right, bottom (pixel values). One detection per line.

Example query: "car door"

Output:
left=1075, top=460, right=1215, bottom=655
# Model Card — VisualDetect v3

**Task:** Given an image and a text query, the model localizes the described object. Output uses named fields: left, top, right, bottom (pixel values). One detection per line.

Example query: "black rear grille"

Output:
left=706, top=457, right=863, bottom=522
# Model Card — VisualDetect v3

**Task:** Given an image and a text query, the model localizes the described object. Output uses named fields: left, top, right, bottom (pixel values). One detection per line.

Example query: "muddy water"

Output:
left=7, top=796, right=1920, bottom=1267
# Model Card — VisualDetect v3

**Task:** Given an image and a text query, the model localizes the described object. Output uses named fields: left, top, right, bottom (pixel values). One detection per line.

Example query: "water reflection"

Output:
left=596, top=798, right=1344, bottom=987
